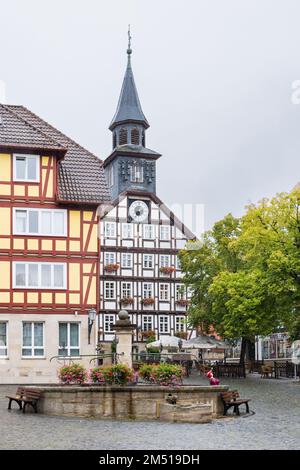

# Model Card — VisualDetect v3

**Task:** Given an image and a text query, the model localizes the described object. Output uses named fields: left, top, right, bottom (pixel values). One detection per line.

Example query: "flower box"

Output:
left=159, top=266, right=176, bottom=275
left=120, top=297, right=134, bottom=306
left=104, top=263, right=120, bottom=273
left=175, top=299, right=190, bottom=307
left=174, top=331, right=188, bottom=340
left=141, top=297, right=155, bottom=306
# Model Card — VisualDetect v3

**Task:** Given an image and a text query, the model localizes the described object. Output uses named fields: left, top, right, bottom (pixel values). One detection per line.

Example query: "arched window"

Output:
left=131, top=128, right=139, bottom=145
left=113, top=132, right=117, bottom=149
left=119, top=128, right=127, bottom=145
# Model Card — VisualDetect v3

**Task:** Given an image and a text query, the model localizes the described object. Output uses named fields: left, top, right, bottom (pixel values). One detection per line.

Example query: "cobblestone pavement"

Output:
left=0, top=374, right=299, bottom=450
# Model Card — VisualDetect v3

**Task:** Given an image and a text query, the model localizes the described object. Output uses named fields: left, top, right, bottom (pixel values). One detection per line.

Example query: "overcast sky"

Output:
left=1, top=0, right=300, bottom=231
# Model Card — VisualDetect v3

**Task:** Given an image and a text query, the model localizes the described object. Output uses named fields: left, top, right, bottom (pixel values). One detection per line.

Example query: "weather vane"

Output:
left=127, top=24, right=132, bottom=55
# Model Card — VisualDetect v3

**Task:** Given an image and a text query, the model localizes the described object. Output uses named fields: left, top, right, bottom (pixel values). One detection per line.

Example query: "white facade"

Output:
left=99, top=195, right=195, bottom=347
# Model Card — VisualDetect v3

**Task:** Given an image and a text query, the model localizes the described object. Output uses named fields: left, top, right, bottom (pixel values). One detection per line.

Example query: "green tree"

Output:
left=180, top=189, right=300, bottom=362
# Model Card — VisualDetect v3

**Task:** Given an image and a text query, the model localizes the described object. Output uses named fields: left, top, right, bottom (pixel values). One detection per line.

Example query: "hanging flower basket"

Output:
left=141, top=297, right=155, bottom=306
left=159, top=266, right=176, bottom=275
left=175, top=299, right=190, bottom=306
left=104, top=263, right=120, bottom=273
left=120, top=297, right=134, bottom=306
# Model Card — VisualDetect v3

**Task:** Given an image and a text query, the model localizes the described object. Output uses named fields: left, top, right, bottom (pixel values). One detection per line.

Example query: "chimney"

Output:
left=0, top=81, right=6, bottom=104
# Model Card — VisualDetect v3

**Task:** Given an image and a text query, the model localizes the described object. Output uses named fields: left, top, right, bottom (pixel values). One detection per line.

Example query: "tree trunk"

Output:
left=239, top=337, right=247, bottom=365
left=239, top=337, right=255, bottom=364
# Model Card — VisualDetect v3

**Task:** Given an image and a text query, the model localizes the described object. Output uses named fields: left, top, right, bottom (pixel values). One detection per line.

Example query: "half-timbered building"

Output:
left=99, top=42, right=196, bottom=350
left=0, top=104, right=109, bottom=383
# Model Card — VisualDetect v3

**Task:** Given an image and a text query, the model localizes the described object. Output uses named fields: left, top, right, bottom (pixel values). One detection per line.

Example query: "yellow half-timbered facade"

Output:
left=0, top=104, right=109, bottom=383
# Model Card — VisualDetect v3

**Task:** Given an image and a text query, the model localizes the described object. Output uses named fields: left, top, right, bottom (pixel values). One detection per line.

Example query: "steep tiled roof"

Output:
left=0, top=104, right=110, bottom=204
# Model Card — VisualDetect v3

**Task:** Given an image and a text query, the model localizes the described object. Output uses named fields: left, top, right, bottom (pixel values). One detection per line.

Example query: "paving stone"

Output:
left=0, top=374, right=299, bottom=449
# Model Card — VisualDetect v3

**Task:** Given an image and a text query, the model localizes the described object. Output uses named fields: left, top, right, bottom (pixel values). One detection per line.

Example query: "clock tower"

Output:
left=103, top=30, right=161, bottom=202
left=99, top=31, right=196, bottom=352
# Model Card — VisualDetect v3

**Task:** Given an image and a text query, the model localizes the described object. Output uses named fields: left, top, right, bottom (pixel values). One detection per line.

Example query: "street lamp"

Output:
left=88, top=308, right=97, bottom=344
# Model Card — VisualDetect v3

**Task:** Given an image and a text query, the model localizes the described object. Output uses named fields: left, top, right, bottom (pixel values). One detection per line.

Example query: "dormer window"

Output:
left=130, top=163, right=143, bottom=183
left=13, top=154, right=40, bottom=182
left=131, top=128, right=139, bottom=145
left=119, top=128, right=127, bottom=145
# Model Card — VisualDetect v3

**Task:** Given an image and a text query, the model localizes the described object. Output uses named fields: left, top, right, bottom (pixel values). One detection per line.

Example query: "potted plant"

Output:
left=139, top=363, right=183, bottom=386
left=104, top=263, right=120, bottom=273
left=58, top=363, right=88, bottom=385
left=90, top=364, right=134, bottom=385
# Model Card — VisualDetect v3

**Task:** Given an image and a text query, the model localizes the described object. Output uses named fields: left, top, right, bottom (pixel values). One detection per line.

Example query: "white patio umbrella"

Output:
left=146, top=335, right=189, bottom=349
left=183, top=335, right=229, bottom=350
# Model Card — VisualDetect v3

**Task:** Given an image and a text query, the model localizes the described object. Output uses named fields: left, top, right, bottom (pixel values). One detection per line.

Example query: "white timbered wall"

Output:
left=99, top=196, right=194, bottom=344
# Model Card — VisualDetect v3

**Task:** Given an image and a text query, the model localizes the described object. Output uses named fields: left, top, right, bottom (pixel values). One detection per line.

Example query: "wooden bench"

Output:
left=6, top=387, right=25, bottom=410
left=21, top=388, right=42, bottom=413
left=220, top=390, right=250, bottom=416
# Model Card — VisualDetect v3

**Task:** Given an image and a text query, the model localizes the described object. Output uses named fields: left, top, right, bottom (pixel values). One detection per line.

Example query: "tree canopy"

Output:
left=179, top=188, right=300, bottom=343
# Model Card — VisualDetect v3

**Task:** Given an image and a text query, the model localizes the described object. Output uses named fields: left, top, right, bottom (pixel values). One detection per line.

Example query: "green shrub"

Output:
left=58, top=363, right=87, bottom=385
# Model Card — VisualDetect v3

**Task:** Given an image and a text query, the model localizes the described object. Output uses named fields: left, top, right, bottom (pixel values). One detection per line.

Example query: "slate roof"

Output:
left=0, top=104, right=110, bottom=204
left=109, top=53, right=149, bottom=130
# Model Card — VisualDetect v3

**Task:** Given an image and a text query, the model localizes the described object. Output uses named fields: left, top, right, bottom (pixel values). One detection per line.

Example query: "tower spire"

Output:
left=109, top=27, right=149, bottom=132
left=127, top=24, right=132, bottom=56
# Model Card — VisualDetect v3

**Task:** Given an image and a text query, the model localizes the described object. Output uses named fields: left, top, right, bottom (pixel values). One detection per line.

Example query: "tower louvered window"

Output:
left=119, top=128, right=127, bottom=145
left=131, top=128, right=139, bottom=145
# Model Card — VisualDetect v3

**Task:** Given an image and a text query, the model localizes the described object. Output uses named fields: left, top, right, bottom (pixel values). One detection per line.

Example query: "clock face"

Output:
left=129, top=200, right=149, bottom=223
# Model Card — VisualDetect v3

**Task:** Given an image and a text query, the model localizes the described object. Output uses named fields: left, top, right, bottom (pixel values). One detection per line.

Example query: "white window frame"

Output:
left=175, top=284, right=186, bottom=301
left=160, top=225, right=170, bottom=240
left=22, top=322, right=44, bottom=358
left=159, top=255, right=170, bottom=268
left=159, top=283, right=170, bottom=301
left=121, top=282, right=132, bottom=298
left=104, top=252, right=116, bottom=265
left=121, top=253, right=133, bottom=268
left=104, top=314, right=115, bottom=333
left=13, top=262, right=66, bottom=290
left=122, top=223, right=133, bottom=239
left=175, top=316, right=185, bottom=332
left=13, top=154, right=40, bottom=183
left=143, top=282, right=154, bottom=298
left=143, top=254, right=154, bottom=269
left=104, top=222, right=116, bottom=238
left=104, top=281, right=116, bottom=300
left=13, top=208, right=67, bottom=237
left=143, top=224, right=156, bottom=240
left=159, top=316, right=169, bottom=333
left=0, top=322, right=8, bottom=357
left=58, top=322, right=80, bottom=357
left=176, top=256, right=181, bottom=270
left=142, top=315, right=153, bottom=332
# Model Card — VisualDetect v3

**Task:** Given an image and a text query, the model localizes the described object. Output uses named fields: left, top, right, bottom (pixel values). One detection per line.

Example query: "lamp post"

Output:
left=88, top=308, right=97, bottom=345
